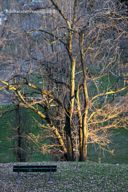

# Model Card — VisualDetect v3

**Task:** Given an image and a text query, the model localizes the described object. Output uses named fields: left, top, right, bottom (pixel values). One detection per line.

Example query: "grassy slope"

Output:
left=88, top=129, right=128, bottom=164
left=88, top=75, right=128, bottom=164
left=0, top=104, right=128, bottom=164
left=0, top=105, right=52, bottom=162
left=0, top=105, right=16, bottom=162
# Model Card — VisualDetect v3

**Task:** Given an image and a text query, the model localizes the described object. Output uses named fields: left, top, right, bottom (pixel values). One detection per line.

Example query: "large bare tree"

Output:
left=0, top=0, right=128, bottom=161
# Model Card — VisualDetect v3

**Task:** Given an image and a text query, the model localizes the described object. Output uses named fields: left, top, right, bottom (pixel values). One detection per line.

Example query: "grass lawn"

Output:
left=0, top=161, right=128, bottom=192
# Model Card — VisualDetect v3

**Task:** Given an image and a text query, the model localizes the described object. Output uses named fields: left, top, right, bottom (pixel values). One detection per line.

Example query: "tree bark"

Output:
left=76, top=85, right=83, bottom=160
left=79, top=32, right=89, bottom=161
left=64, top=113, right=74, bottom=160
left=81, top=80, right=89, bottom=161
left=15, top=104, right=26, bottom=162
left=64, top=25, right=76, bottom=161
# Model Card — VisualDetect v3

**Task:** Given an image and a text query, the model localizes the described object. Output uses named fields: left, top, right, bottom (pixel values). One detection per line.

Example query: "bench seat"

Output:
left=13, top=165, right=57, bottom=173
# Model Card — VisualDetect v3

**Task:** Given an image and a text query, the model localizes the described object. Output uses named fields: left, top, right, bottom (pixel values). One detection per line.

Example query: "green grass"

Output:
left=0, top=162, right=128, bottom=192
left=0, top=105, right=16, bottom=162
left=0, top=104, right=52, bottom=162
left=56, top=162, right=128, bottom=192
left=88, top=129, right=128, bottom=164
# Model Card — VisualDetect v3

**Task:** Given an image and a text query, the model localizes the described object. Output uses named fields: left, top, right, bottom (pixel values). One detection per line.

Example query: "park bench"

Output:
left=13, top=165, right=57, bottom=180
left=13, top=165, right=57, bottom=173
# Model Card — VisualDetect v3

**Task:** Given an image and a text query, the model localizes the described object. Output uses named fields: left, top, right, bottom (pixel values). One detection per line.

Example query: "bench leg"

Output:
left=15, top=172, right=21, bottom=185
left=48, top=171, right=54, bottom=183
left=48, top=171, right=51, bottom=181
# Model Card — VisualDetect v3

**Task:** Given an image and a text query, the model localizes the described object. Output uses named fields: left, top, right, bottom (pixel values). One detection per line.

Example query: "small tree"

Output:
left=0, top=0, right=128, bottom=161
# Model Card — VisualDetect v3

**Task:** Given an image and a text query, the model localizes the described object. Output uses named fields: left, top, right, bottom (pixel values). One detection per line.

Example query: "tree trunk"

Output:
left=78, top=32, right=89, bottom=161
left=15, top=105, right=26, bottom=162
left=79, top=115, right=88, bottom=161
left=65, top=29, right=76, bottom=160
left=79, top=142, right=88, bottom=161
left=76, top=85, right=83, bottom=160
left=80, top=80, right=89, bottom=161
left=64, top=113, right=74, bottom=160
